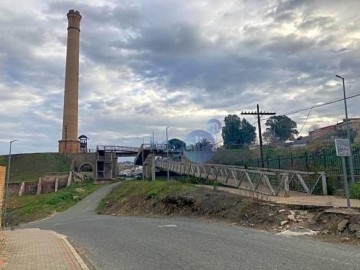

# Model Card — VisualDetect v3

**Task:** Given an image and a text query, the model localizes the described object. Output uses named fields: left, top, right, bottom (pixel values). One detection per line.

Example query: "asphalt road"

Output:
left=25, top=183, right=360, bottom=270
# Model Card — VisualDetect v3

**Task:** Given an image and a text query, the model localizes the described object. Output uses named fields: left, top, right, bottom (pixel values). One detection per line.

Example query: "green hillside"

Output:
left=0, top=153, right=72, bottom=183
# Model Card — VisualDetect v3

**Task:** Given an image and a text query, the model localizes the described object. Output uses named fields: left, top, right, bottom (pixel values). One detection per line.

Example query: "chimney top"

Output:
left=67, top=9, right=82, bottom=19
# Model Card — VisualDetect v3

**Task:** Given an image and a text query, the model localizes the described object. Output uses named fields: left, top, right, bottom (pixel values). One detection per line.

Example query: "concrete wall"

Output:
left=8, top=183, right=21, bottom=196
left=67, top=153, right=96, bottom=179
left=24, top=182, right=38, bottom=195
left=8, top=172, right=71, bottom=196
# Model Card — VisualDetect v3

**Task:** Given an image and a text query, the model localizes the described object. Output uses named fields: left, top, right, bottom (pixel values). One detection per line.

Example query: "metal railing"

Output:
left=96, top=145, right=140, bottom=153
left=156, top=161, right=327, bottom=197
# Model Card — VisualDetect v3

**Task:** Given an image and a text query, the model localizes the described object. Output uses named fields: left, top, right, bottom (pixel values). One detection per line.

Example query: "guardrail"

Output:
left=155, top=161, right=327, bottom=196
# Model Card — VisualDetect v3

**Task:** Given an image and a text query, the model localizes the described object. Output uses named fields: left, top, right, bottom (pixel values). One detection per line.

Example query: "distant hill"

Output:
left=0, top=153, right=72, bottom=183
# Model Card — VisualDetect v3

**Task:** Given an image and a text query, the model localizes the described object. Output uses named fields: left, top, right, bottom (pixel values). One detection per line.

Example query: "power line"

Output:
left=284, top=92, right=360, bottom=116
left=249, top=92, right=360, bottom=126
left=298, top=107, right=312, bottom=134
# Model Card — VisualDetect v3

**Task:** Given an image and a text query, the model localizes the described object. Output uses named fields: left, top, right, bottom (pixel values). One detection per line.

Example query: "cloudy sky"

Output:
left=1, top=0, right=360, bottom=154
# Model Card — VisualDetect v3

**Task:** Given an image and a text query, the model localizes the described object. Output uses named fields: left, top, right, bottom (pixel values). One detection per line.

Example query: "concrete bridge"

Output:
left=70, top=144, right=170, bottom=180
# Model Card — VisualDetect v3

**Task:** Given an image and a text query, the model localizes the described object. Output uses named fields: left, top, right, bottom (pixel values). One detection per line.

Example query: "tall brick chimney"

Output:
left=59, top=10, right=82, bottom=154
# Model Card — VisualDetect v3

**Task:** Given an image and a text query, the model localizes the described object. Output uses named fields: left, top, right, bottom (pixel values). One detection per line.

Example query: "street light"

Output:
left=166, top=127, right=170, bottom=181
left=336, top=75, right=355, bottom=185
left=3, top=139, right=18, bottom=229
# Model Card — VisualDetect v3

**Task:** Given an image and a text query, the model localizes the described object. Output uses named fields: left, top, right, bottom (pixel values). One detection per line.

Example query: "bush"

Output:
left=44, top=192, right=73, bottom=205
left=146, top=190, right=158, bottom=200
left=350, top=183, right=360, bottom=199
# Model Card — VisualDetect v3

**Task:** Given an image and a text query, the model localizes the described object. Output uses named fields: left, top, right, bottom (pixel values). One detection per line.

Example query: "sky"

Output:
left=1, top=0, right=360, bottom=155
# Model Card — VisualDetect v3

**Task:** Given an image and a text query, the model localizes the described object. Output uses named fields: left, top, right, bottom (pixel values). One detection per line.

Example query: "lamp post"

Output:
left=336, top=75, right=355, bottom=185
left=166, top=127, right=170, bottom=181
left=3, top=140, right=18, bottom=229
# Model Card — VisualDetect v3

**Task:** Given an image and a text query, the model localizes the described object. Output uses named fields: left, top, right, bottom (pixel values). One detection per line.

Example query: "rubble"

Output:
left=277, top=227, right=317, bottom=237
left=280, top=220, right=288, bottom=226
left=287, top=214, right=297, bottom=222
left=337, top=220, right=349, bottom=232
left=349, top=224, right=360, bottom=233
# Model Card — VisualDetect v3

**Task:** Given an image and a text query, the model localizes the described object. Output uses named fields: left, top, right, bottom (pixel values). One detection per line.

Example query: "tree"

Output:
left=264, top=115, right=299, bottom=142
left=168, top=138, right=185, bottom=150
left=263, top=130, right=277, bottom=144
left=194, top=138, right=213, bottom=151
left=221, top=114, right=256, bottom=148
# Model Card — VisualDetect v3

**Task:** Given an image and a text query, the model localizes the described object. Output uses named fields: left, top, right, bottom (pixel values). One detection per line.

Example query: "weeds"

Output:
left=5, top=180, right=102, bottom=227
left=97, top=180, right=192, bottom=213
left=146, top=190, right=158, bottom=200
left=350, top=182, right=360, bottom=199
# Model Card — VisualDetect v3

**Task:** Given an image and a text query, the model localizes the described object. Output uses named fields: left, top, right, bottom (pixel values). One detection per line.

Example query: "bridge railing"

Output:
left=155, top=161, right=327, bottom=197
left=96, top=145, right=140, bottom=153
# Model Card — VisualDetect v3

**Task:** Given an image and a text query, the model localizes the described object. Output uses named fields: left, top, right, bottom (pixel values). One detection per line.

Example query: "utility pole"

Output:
left=166, top=127, right=170, bottom=181
left=242, top=104, right=276, bottom=168
left=336, top=75, right=355, bottom=185
left=141, top=144, right=144, bottom=180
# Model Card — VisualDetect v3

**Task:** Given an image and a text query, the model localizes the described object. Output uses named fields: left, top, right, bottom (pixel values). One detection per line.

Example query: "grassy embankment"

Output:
left=6, top=180, right=103, bottom=226
left=97, top=180, right=360, bottom=243
left=97, top=180, right=192, bottom=214
left=97, top=179, right=286, bottom=228
left=0, top=153, right=72, bottom=183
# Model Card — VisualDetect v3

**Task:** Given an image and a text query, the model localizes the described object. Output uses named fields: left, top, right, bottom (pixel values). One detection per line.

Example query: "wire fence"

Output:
left=240, top=147, right=360, bottom=175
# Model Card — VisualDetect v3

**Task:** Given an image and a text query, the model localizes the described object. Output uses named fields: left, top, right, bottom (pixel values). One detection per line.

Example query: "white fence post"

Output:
left=67, top=171, right=72, bottom=186
left=321, top=173, right=328, bottom=195
left=18, top=181, right=25, bottom=196
left=283, top=173, right=289, bottom=197
left=55, top=177, right=59, bottom=192
left=36, top=177, right=42, bottom=195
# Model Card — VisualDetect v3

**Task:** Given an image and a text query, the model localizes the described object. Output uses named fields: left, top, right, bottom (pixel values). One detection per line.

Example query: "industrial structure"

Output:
left=58, top=10, right=82, bottom=154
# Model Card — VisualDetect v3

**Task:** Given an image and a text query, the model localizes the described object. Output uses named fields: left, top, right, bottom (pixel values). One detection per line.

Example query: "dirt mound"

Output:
left=100, top=185, right=360, bottom=244
left=102, top=187, right=302, bottom=230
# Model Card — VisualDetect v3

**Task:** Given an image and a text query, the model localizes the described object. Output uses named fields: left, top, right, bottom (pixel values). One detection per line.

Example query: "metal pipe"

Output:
left=3, top=140, right=17, bottom=228
left=341, top=156, right=351, bottom=208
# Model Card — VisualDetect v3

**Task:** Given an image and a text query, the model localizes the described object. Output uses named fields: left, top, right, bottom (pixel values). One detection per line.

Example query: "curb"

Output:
left=53, top=232, right=90, bottom=270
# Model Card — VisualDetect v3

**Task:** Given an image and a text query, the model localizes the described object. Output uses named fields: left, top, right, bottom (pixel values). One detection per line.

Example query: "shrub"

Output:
left=145, top=190, right=158, bottom=200
left=350, top=183, right=360, bottom=199
left=44, top=192, right=73, bottom=205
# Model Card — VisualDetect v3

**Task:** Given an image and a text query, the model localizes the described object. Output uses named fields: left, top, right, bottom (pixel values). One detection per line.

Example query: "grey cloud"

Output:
left=269, top=0, right=313, bottom=22
left=298, top=16, right=336, bottom=30
left=263, top=34, right=316, bottom=55
left=128, top=23, right=203, bottom=54
left=2, top=0, right=360, bottom=155
left=111, top=5, right=142, bottom=28
left=166, top=93, right=191, bottom=105
left=133, top=104, right=158, bottom=115
left=48, top=1, right=142, bottom=29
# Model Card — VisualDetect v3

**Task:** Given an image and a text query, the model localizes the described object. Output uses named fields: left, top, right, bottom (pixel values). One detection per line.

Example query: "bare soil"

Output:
left=100, top=186, right=360, bottom=244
